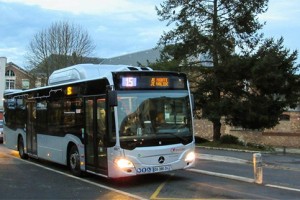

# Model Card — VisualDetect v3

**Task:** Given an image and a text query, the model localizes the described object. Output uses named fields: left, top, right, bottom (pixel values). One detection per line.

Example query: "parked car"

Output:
left=0, top=120, right=3, bottom=143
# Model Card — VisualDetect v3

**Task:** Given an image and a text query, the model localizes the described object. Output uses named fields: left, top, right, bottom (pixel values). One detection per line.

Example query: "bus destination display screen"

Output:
left=118, top=74, right=186, bottom=90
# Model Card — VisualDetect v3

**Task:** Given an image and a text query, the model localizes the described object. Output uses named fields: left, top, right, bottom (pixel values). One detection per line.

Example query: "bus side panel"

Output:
left=37, top=134, right=84, bottom=166
left=4, top=126, right=25, bottom=151
left=37, top=134, right=64, bottom=164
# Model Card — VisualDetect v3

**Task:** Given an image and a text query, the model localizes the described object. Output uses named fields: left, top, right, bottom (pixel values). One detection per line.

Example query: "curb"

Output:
left=196, top=145, right=300, bottom=155
left=196, top=145, right=266, bottom=153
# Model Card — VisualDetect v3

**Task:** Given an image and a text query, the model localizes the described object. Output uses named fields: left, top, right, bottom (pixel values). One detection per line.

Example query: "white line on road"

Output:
left=5, top=153, right=147, bottom=200
left=188, top=168, right=300, bottom=193
left=187, top=168, right=254, bottom=183
left=265, top=184, right=300, bottom=192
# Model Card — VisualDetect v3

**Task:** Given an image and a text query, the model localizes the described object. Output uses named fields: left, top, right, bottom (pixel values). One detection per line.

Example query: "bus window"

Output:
left=48, top=100, right=63, bottom=135
left=63, top=98, right=83, bottom=135
left=36, top=100, right=47, bottom=132
left=97, top=98, right=106, bottom=154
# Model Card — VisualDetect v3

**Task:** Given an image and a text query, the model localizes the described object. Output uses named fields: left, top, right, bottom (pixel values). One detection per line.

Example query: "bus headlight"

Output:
left=115, top=158, right=134, bottom=169
left=185, top=151, right=196, bottom=163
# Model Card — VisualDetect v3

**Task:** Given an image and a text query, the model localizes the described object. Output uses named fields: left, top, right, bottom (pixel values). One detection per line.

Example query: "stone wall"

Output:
left=194, top=111, right=300, bottom=148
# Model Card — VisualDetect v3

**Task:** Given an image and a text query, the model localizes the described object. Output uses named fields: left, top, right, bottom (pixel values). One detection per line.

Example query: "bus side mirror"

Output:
left=108, top=90, right=118, bottom=107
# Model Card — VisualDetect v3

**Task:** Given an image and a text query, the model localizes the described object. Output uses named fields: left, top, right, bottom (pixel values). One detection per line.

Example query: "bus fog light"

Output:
left=185, top=152, right=195, bottom=162
left=115, top=158, right=134, bottom=169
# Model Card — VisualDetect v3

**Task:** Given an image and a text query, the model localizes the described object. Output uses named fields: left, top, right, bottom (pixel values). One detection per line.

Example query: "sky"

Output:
left=0, top=0, right=299, bottom=69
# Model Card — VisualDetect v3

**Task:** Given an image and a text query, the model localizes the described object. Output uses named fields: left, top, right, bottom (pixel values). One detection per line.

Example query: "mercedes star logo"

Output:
left=158, top=156, right=165, bottom=164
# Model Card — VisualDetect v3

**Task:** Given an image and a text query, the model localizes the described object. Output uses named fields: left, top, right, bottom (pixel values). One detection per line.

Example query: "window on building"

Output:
left=5, top=70, right=15, bottom=77
left=6, top=80, right=15, bottom=89
left=22, top=79, right=30, bottom=89
left=5, top=70, right=16, bottom=89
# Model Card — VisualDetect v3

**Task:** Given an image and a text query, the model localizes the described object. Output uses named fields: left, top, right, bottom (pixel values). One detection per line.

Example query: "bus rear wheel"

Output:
left=69, top=145, right=82, bottom=176
left=18, top=136, right=28, bottom=159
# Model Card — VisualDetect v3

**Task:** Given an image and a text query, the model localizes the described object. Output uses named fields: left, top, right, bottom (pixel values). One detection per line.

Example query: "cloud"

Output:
left=1, top=0, right=298, bottom=67
left=257, top=1, right=300, bottom=65
left=0, top=47, right=27, bottom=66
left=260, top=0, right=300, bottom=24
left=0, top=0, right=159, bottom=19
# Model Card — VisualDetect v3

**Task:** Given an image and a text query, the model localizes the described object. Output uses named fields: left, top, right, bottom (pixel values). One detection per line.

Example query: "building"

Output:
left=0, top=58, right=34, bottom=109
left=0, top=57, right=7, bottom=109
left=101, top=48, right=161, bottom=66
left=5, top=62, right=34, bottom=90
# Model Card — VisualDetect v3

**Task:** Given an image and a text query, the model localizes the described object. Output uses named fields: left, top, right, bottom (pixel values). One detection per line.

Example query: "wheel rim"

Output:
left=70, top=151, right=79, bottom=170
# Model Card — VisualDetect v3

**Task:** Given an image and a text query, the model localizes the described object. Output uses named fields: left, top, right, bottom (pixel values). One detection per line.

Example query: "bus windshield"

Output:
left=117, top=90, right=193, bottom=149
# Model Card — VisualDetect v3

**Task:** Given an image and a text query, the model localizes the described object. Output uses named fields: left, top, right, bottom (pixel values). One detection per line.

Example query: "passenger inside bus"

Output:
left=97, top=107, right=106, bottom=153
left=97, top=108, right=106, bottom=135
left=155, top=112, right=165, bottom=125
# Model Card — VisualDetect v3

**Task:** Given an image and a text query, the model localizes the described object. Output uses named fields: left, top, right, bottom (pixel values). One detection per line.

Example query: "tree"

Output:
left=26, top=20, right=96, bottom=82
left=225, top=38, right=299, bottom=129
left=156, top=0, right=299, bottom=141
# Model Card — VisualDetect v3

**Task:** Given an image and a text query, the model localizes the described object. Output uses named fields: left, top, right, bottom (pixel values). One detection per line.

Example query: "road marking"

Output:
left=5, top=153, right=147, bottom=200
left=265, top=184, right=300, bottom=192
left=150, top=173, right=205, bottom=200
left=187, top=168, right=254, bottom=183
left=188, top=168, right=300, bottom=193
left=150, top=174, right=172, bottom=200
left=4, top=148, right=300, bottom=198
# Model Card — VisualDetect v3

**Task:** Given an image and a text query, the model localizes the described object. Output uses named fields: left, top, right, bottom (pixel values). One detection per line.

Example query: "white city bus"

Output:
left=3, top=64, right=195, bottom=178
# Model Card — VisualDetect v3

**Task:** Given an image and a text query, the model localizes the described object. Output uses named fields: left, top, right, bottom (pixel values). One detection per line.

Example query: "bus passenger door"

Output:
left=26, top=101, right=37, bottom=155
left=84, top=96, right=108, bottom=175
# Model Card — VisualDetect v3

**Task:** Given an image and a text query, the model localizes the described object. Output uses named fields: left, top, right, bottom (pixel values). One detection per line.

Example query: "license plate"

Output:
left=153, top=165, right=172, bottom=173
left=136, top=165, right=172, bottom=174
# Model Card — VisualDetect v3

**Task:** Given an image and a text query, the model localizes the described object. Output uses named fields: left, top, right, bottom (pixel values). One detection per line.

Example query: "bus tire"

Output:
left=18, top=136, right=28, bottom=159
left=69, top=145, right=82, bottom=176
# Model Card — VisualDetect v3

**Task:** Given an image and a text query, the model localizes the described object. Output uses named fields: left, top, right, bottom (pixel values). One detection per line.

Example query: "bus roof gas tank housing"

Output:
left=48, top=64, right=152, bottom=85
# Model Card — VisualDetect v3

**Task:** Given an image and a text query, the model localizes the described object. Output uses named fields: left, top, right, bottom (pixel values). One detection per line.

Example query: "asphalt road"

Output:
left=0, top=145, right=143, bottom=200
left=196, top=147, right=300, bottom=190
left=1, top=144, right=300, bottom=199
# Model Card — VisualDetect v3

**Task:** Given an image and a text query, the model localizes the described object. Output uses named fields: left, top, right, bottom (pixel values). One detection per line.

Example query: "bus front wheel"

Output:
left=18, top=136, right=28, bottom=159
left=69, top=145, right=82, bottom=176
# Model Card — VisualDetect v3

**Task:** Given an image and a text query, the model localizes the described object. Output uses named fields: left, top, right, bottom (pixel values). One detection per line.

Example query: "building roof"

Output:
left=100, top=48, right=161, bottom=67
left=6, top=62, right=32, bottom=77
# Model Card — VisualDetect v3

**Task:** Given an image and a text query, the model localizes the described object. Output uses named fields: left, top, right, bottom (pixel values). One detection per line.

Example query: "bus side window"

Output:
left=63, top=98, right=83, bottom=135
left=36, top=100, right=47, bottom=132
left=48, top=100, right=63, bottom=135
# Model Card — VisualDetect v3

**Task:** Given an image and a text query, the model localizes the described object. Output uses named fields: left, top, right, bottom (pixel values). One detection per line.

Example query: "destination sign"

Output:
left=117, top=74, right=186, bottom=90
left=150, top=77, right=169, bottom=87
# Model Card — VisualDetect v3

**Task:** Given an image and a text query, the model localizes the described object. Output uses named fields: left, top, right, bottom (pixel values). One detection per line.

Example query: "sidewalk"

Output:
left=193, top=146, right=300, bottom=192
left=196, top=146, right=300, bottom=171
left=274, top=147, right=300, bottom=154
